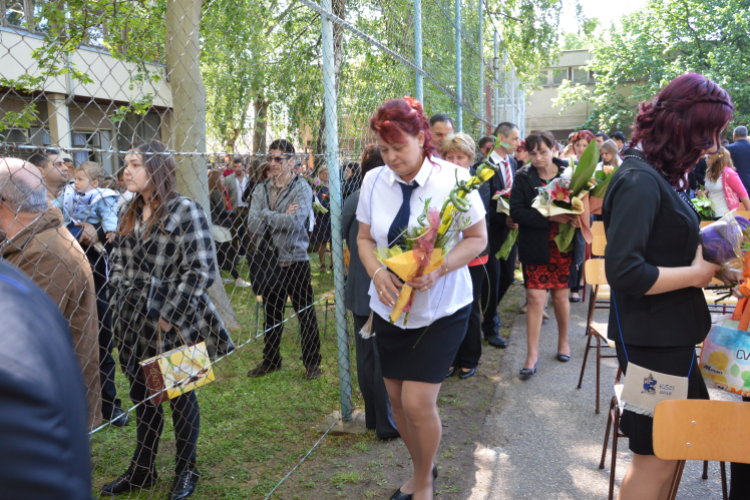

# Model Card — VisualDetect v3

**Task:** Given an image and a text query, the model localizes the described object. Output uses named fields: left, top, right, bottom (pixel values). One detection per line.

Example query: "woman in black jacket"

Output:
left=208, top=170, right=249, bottom=287
left=510, top=130, right=580, bottom=379
left=603, top=74, right=733, bottom=500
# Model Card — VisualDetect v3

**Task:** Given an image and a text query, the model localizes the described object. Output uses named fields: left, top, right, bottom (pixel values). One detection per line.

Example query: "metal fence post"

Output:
left=455, top=0, right=462, bottom=131
left=320, top=0, right=352, bottom=420
left=493, top=30, right=499, bottom=125
left=478, top=0, right=483, bottom=128
left=415, top=0, right=423, bottom=104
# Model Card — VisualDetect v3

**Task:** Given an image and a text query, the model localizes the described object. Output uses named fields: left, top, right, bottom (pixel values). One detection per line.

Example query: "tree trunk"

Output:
left=165, top=0, right=239, bottom=330
left=252, top=96, right=268, bottom=156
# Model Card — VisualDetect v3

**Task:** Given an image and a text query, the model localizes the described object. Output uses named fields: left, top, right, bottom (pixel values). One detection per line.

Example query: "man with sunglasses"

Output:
left=247, top=139, right=323, bottom=380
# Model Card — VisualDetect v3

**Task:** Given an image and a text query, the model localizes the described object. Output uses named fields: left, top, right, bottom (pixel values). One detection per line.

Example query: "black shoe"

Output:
left=169, top=467, right=200, bottom=500
left=101, top=465, right=157, bottom=495
left=389, top=489, right=412, bottom=500
left=557, top=353, right=571, bottom=362
left=446, top=366, right=456, bottom=378
left=485, top=334, right=509, bottom=348
left=569, top=293, right=581, bottom=303
left=247, top=362, right=281, bottom=378
left=459, top=367, right=476, bottom=379
left=388, top=466, right=437, bottom=500
left=305, top=365, right=323, bottom=380
left=107, top=406, right=131, bottom=427
left=519, top=360, right=540, bottom=379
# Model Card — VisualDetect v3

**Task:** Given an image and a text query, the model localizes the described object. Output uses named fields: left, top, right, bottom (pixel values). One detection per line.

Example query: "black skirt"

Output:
left=374, top=305, right=471, bottom=383
left=615, top=343, right=709, bottom=456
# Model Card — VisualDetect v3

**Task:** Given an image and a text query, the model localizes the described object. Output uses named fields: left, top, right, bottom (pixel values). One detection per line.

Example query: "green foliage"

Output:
left=692, top=192, right=716, bottom=221
left=554, top=0, right=750, bottom=133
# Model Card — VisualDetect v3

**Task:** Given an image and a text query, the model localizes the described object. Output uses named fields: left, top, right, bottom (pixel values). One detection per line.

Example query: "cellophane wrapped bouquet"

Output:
left=491, top=188, right=517, bottom=260
left=375, top=162, right=498, bottom=324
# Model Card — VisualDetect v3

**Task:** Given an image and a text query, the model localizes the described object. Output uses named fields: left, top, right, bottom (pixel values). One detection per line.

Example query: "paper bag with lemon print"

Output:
left=700, top=316, right=750, bottom=398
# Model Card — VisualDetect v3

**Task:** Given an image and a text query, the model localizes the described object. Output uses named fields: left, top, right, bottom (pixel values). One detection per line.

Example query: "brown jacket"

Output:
left=1, top=207, right=102, bottom=430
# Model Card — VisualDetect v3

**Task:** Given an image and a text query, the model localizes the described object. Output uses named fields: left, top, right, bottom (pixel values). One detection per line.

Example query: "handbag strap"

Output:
left=612, top=291, right=694, bottom=377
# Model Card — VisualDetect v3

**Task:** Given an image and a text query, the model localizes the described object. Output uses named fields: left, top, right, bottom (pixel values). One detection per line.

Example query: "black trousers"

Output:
left=262, top=261, right=321, bottom=368
left=217, top=240, right=239, bottom=280
left=454, top=264, right=486, bottom=369
left=730, top=396, right=750, bottom=500
left=128, top=371, right=200, bottom=473
left=481, top=245, right=516, bottom=337
left=231, top=207, right=249, bottom=260
left=86, top=246, right=121, bottom=419
left=353, top=313, right=398, bottom=439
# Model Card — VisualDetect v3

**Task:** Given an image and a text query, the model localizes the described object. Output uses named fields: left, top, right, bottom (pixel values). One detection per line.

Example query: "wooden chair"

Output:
left=592, top=220, right=605, bottom=237
left=577, top=258, right=617, bottom=414
left=654, top=400, right=750, bottom=500
left=599, top=370, right=625, bottom=500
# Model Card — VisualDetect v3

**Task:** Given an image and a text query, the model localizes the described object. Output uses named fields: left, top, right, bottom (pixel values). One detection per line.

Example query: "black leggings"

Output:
left=217, top=240, right=239, bottom=280
left=128, top=372, right=200, bottom=473
left=262, top=261, right=321, bottom=368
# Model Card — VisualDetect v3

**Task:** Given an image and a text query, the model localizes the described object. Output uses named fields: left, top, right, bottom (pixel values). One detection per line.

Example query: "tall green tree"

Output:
left=554, top=0, right=750, bottom=133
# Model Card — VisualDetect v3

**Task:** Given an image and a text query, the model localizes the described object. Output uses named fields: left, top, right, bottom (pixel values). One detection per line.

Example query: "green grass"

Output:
left=90, top=251, right=362, bottom=499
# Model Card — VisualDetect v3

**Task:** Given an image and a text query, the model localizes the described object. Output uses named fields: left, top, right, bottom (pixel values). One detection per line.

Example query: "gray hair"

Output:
left=734, top=126, right=748, bottom=138
left=0, top=170, right=48, bottom=214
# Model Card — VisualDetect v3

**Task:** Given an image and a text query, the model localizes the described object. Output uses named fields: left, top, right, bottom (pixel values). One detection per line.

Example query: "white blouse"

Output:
left=356, top=155, right=486, bottom=329
left=705, top=176, right=730, bottom=217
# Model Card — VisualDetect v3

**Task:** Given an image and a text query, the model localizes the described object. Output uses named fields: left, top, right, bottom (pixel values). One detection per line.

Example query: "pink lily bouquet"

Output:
left=491, top=188, right=518, bottom=260
left=532, top=140, right=599, bottom=253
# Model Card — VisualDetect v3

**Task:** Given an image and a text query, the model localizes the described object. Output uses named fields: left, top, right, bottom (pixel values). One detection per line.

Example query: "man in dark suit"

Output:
left=727, top=126, right=750, bottom=194
left=611, top=131, right=627, bottom=154
left=480, top=121, right=521, bottom=348
left=0, top=260, right=91, bottom=499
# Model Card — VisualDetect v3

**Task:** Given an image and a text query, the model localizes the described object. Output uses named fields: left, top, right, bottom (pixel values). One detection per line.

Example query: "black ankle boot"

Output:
left=101, top=464, right=157, bottom=495
left=169, top=466, right=200, bottom=500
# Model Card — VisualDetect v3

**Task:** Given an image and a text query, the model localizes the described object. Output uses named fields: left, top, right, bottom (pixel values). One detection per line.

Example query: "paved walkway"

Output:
left=469, top=298, right=740, bottom=500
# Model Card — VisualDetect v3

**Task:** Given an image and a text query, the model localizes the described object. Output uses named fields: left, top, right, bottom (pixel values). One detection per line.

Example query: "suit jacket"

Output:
left=0, top=260, right=92, bottom=499
left=602, top=149, right=711, bottom=348
left=482, top=154, right=518, bottom=252
left=224, top=173, right=243, bottom=210
left=343, top=190, right=371, bottom=316
left=727, top=140, right=750, bottom=194
left=0, top=208, right=102, bottom=430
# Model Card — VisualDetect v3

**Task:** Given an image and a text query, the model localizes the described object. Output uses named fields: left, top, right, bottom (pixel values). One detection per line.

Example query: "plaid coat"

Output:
left=109, top=195, right=235, bottom=377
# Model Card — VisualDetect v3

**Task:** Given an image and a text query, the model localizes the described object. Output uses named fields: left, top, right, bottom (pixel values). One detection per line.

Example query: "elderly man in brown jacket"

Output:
left=0, top=158, right=102, bottom=430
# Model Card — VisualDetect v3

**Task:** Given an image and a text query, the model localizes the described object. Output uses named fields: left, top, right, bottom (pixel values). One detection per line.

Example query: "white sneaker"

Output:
left=235, top=278, right=252, bottom=288
left=223, top=278, right=234, bottom=284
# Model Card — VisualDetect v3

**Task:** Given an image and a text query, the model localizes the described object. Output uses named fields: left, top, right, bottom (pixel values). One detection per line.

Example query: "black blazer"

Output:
left=509, top=164, right=554, bottom=265
left=481, top=154, right=518, bottom=252
left=342, top=190, right=371, bottom=317
left=603, top=149, right=711, bottom=348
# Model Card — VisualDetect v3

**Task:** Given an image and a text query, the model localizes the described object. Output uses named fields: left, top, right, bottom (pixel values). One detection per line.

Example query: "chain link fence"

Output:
left=0, top=0, right=524, bottom=497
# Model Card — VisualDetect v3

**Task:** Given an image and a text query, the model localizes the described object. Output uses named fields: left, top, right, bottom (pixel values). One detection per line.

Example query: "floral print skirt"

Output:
left=522, top=222, right=572, bottom=290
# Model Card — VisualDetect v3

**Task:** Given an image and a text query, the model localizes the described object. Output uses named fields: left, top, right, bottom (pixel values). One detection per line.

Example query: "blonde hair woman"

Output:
left=598, top=139, right=622, bottom=172
left=440, top=133, right=476, bottom=169
left=705, top=147, right=750, bottom=217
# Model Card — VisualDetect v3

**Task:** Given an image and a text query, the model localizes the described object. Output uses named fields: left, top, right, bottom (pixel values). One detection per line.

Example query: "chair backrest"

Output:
left=592, top=220, right=605, bottom=237
left=592, top=235, right=607, bottom=257
left=736, top=210, right=750, bottom=219
left=700, top=220, right=713, bottom=228
left=653, top=400, right=750, bottom=463
left=584, top=258, right=607, bottom=286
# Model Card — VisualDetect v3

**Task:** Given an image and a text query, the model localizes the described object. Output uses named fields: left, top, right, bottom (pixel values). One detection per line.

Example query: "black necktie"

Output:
left=387, top=182, right=417, bottom=248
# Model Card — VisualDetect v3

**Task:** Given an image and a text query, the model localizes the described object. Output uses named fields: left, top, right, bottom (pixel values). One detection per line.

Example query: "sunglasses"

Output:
left=269, top=156, right=291, bottom=164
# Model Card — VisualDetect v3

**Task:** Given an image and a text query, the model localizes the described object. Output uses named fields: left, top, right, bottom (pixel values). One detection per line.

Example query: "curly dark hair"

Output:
left=630, top=73, right=733, bottom=188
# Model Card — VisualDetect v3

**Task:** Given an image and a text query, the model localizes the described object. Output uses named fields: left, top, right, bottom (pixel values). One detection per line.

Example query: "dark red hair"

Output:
left=631, top=73, right=734, bottom=187
left=369, top=96, right=436, bottom=159
left=572, top=130, right=594, bottom=144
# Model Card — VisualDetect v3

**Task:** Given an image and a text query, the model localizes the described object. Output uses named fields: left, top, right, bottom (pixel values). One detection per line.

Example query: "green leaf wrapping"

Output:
left=553, top=223, right=576, bottom=253
left=495, top=228, right=519, bottom=260
left=569, top=141, right=600, bottom=194
left=590, top=169, right=613, bottom=198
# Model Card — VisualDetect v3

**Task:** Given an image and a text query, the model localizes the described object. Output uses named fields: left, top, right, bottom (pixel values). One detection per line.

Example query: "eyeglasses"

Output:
left=269, top=156, right=288, bottom=164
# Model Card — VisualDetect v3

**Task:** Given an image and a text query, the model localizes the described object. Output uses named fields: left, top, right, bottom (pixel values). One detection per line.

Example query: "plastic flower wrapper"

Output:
left=700, top=212, right=749, bottom=266
left=531, top=140, right=598, bottom=253
left=492, top=188, right=517, bottom=260
left=375, top=162, right=498, bottom=325
left=313, top=198, right=328, bottom=214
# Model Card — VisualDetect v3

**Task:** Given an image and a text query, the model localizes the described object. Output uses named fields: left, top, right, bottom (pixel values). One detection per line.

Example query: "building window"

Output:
left=538, top=70, right=549, bottom=86
left=552, top=68, right=569, bottom=85
left=3, top=0, right=26, bottom=27
left=1, top=128, right=30, bottom=143
left=572, top=68, right=590, bottom=84
left=29, top=126, right=51, bottom=146
left=72, top=131, right=101, bottom=165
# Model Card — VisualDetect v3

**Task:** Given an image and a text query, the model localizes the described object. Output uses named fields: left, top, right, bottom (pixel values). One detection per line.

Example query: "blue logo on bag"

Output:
left=643, top=374, right=657, bottom=395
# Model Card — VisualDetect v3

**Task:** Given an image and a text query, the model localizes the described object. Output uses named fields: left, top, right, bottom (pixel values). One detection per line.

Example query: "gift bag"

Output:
left=699, top=317, right=750, bottom=398
left=140, top=338, right=215, bottom=405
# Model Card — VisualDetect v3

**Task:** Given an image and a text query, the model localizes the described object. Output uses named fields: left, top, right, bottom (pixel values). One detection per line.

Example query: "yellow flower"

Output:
left=603, top=165, right=615, bottom=175
left=571, top=196, right=584, bottom=213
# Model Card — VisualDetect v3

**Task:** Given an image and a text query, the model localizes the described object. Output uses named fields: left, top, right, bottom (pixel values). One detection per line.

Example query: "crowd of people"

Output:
left=1, top=73, right=750, bottom=500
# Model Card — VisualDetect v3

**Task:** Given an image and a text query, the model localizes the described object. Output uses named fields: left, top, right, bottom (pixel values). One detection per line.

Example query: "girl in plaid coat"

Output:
left=102, top=141, right=234, bottom=500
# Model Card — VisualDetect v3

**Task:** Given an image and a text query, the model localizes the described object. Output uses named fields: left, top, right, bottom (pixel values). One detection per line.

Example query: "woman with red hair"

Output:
left=357, top=97, right=487, bottom=500
left=603, top=74, right=734, bottom=499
